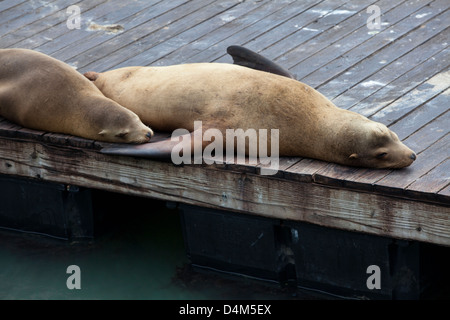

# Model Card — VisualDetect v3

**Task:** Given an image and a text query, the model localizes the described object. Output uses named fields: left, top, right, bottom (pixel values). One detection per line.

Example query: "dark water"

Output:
left=0, top=193, right=187, bottom=299
left=2, top=190, right=448, bottom=300
left=0, top=191, right=319, bottom=300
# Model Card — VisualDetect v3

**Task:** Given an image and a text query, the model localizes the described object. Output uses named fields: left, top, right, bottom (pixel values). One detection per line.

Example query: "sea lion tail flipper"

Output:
left=226, top=45, right=296, bottom=79
left=83, top=71, right=100, bottom=81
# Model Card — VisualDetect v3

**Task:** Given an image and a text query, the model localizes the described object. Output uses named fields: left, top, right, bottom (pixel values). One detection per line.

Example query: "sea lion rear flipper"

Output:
left=226, top=45, right=296, bottom=79
left=84, top=71, right=100, bottom=81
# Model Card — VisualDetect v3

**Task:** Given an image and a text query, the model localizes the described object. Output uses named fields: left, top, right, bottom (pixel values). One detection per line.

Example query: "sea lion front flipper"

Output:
left=100, top=131, right=195, bottom=160
left=226, top=45, right=296, bottom=79
left=101, top=140, right=174, bottom=160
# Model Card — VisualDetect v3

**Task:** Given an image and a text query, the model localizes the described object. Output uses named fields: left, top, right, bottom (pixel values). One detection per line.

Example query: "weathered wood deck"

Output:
left=0, top=0, right=449, bottom=245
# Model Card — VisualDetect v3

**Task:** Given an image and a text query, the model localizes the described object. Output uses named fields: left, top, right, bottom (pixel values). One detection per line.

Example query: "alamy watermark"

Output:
left=366, top=265, right=381, bottom=290
left=66, top=5, right=81, bottom=30
left=170, top=121, right=280, bottom=176
left=367, top=5, right=381, bottom=30
left=64, top=263, right=380, bottom=294
left=66, top=265, right=81, bottom=289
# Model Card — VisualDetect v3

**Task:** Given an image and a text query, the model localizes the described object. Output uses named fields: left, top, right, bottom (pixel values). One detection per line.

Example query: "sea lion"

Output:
left=84, top=47, right=416, bottom=169
left=0, top=48, right=153, bottom=143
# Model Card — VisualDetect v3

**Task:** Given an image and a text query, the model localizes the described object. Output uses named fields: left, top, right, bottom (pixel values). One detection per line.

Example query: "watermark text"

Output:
left=66, top=265, right=81, bottom=289
left=66, top=5, right=81, bottom=30
left=170, top=121, right=279, bottom=175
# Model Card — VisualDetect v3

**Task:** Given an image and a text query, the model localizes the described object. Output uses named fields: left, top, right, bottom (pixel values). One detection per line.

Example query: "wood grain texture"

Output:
left=0, top=135, right=448, bottom=246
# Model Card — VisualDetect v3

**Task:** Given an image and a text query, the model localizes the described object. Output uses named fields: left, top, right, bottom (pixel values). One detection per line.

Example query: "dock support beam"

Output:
left=0, top=174, right=93, bottom=240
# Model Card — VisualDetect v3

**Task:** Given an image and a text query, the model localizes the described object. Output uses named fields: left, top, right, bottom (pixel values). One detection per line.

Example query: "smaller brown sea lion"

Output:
left=0, top=48, right=153, bottom=143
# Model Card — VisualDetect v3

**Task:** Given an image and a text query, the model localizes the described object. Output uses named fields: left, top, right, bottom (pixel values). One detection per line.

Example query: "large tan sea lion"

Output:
left=0, top=48, right=153, bottom=143
left=85, top=46, right=416, bottom=169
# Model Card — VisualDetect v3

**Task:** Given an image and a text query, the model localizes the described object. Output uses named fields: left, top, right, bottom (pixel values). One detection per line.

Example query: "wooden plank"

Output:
left=299, top=0, right=442, bottom=88
left=276, top=0, right=404, bottom=71
left=282, top=158, right=329, bottom=183
left=0, top=117, right=96, bottom=149
left=0, top=118, right=23, bottom=138
left=288, top=0, right=427, bottom=82
left=41, top=133, right=70, bottom=146
left=389, top=88, right=450, bottom=141
left=311, top=164, right=390, bottom=192
left=47, top=0, right=195, bottom=69
left=0, top=0, right=28, bottom=13
left=375, top=135, right=449, bottom=195
left=149, top=0, right=297, bottom=66
left=333, top=36, right=449, bottom=111
left=185, top=0, right=320, bottom=63
left=396, top=109, right=449, bottom=154
left=77, top=0, right=228, bottom=72
left=0, top=0, right=65, bottom=38
left=11, top=127, right=47, bottom=142
left=257, top=0, right=373, bottom=60
left=34, top=0, right=163, bottom=58
left=49, top=0, right=184, bottom=66
left=43, top=131, right=136, bottom=150
left=240, top=0, right=350, bottom=55
left=52, top=1, right=191, bottom=63
left=439, top=185, right=450, bottom=197
left=17, top=0, right=129, bottom=52
left=256, top=157, right=301, bottom=177
left=112, top=0, right=265, bottom=68
left=203, top=155, right=259, bottom=175
left=349, top=47, right=450, bottom=118
left=212, top=0, right=353, bottom=64
left=407, top=159, right=450, bottom=194
left=0, top=0, right=84, bottom=48
left=0, top=136, right=449, bottom=246
left=322, top=23, right=450, bottom=101
left=0, top=0, right=49, bottom=34
left=370, top=70, right=450, bottom=126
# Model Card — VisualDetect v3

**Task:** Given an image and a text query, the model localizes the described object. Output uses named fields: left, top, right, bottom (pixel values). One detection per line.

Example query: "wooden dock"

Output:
left=0, top=0, right=449, bottom=251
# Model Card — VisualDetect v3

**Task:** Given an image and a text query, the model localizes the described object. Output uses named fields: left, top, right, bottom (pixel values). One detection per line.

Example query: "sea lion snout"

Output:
left=387, top=131, right=416, bottom=168
left=376, top=141, right=416, bottom=169
left=128, top=124, right=153, bottom=144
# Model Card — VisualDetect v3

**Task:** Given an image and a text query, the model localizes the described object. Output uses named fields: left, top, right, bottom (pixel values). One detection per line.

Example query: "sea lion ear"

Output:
left=349, top=153, right=359, bottom=159
left=226, top=45, right=296, bottom=79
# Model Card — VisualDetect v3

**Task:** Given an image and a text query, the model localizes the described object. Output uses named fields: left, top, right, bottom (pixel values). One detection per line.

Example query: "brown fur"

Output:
left=0, top=49, right=152, bottom=143
left=86, top=63, right=416, bottom=168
